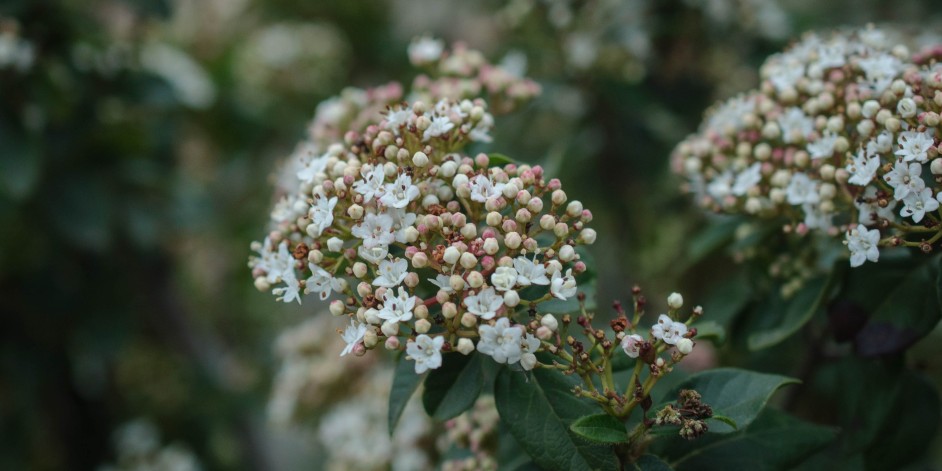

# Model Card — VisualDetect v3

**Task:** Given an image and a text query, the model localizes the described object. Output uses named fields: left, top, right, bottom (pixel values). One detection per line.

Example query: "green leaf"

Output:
left=569, top=414, right=629, bottom=444
left=685, top=216, right=742, bottom=267
left=388, top=355, right=425, bottom=435
left=495, top=367, right=619, bottom=471
left=747, top=268, right=840, bottom=350
left=710, top=415, right=738, bottom=430
left=658, top=409, right=837, bottom=470
left=422, top=353, right=484, bottom=421
left=842, top=253, right=942, bottom=356
left=488, top=153, right=520, bottom=167
left=700, top=270, right=752, bottom=327
left=630, top=454, right=674, bottom=471
left=662, top=368, right=798, bottom=433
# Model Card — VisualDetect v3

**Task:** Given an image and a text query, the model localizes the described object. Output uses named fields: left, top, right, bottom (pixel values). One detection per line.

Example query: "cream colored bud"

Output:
left=897, top=97, right=917, bottom=117
left=440, top=161, right=457, bottom=178
left=536, top=326, right=553, bottom=340
left=820, top=164, right=835, bottom=181
left=459, top=252, right=478, bottom=269
left=503, top=290, right=520, bottom=307
left=329, top=300, right=345, bottom=316
left=745, top=197, right=762, bottom=214
left=412, top=151, right=429, bottom=167
left=541, top=314, right=558, bottom=331
left=307, top=250, right=323, bottom=264
left=460, top=224, right=477, bottom=239
left=364, top=330, right=378, bottom=348
left=540, top=214, right=556, bottom=230
left=504, top=232, right=522, bottom=249
left=443, top=246, right=461, bottom=265
left=580, top=228, right=597, bottom=244
left=449, top=275, right=465, bottom=292
left=467, top=271, right=484, bottom=288
left=353, top=262, right=368, bottom=278
left=486, top=211, right=502, bottom=226
left=254, top=277, right=270, bottom=292
left=554, top=222, right=569, bottom=238
left=558, top=244, right=575, bottom=262
left=383, top=162, right=398, bottom=178
left=862, top=100, right=880, bottom=118
left=566, top=201, right=583, bottom=217
left=357, top=282, right=372, bottom=297
left=483, top=238, right=500, bottom=255
left=381, top=320, right=399, bottom=337
left=676, top=338, right=693, bottom=355
left=754, top=142, right=772, bottom=161
left=404, top=272, right=419, bottom=288
left=412, top=252, right=428, bottom=268
left=456, top=338, right=475, bottom=355
left=551, top=189, right=567, bottom=205
left=364, top=308, right=381, bottom=325
left=414, top=318, right=431, bottom=334
left=527, top=197, right=544, bottom=213
left=414, top=304, right=429, bottom=320
left=761, top=122, right=780, bottom=140
left=461, top=312, right=478, bottom=328
left=819, top=183, right=837, bottom=200
left=515, top=208, right=532, bottom=223
left=347, top=204, right=364, bottom=219
left=931, top=158, right=942, bottom=175
left=384, top=336, right=399, bottom=350
left=442, top=302, right=458, bottom=319
left=502, top=183, right=519, bottom=199
left=667, top=292, right=684, bottom=309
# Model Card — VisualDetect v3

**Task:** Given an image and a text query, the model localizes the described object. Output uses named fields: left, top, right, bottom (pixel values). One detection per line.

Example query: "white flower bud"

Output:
left=460, top=312, right=478, bottom=328
left=412, top=252, right=428, bottom=268
left=541, top=314, right=558, bottom=331
left=456, top=338, right=475, bottom=355
left=676, top=338, right=694, bottom=355
left=554, top=222, right=569, bottom=238
left=329, top=300, right=345, bottom=316
left=452, top=174, right=469, bottom=189
left=862, top=100, right=880, bottom=118
left=440, top=161, right=457, bottom=178
left=384, top=336, right=399, bottom=350
left=412, top=151, right=429, bottom=167
left=931, top=158, right=942, bottom=175
left=545, top=260, right=562, bottom=275
left=503, top=290, right=520, bottom=307
left=459, top=252, right=478, bottom=269
left=381, top=320, right=399, bottom=337
left=527, top=197, right=544, bottom=213
left=566, top=201, right=583, bottom=217
left=353, top=262, right=368, bottom=278
left=540, top=214, right=556, bottom=230
left=504, top=232, right=522, bottom=249
left=326, top=237, right=343, bottom=252
left=442, top=302, right=458, bottom=319
left=667, top=292, right=684, bottom=309
left=347, top=204, right=364, bottom=219
left=415, top=305, right=428, bottom=319
left=536, top=326, right=553, bottom=340
left=460, top=224, right=477, bottom=239
left=502, top=182, right=519, bottom=199
left=483, top=238, right=499, bottom=255
left=558, top=244, right=575, bottom=262
left=414, top=318, right=431, bottom=334
left=467, top=270, right=484, bottom=288
left=365, top=308, right=382, bottom=325
left=551, top=189, right=567, bottom=205
left=486, top=211, right=502, bottom=226
left=364, top=330, right=378, bottom=348
left=254, top=277, right=270, bottom=292
left=443, top=246, right=461, bottom=265
left=449, top=275, right=465, bottom=292
left=580, top=228, right=597, bottom=244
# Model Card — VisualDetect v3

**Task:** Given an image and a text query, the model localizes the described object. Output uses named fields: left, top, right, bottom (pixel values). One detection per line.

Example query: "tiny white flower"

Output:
left=423, top=115, right=454, bottom=141
left=429, top=274, right=464, bottom=293
left=513, top=256, right=550, bottom=286
left=378, top=287, right=417, bottom=323
left=352, top=165, right=386, bottom=203
left=894, top=131, right=934, bottom=163
left=858, top=53, right=902, bottom=94
left=846, top=149, right=880, bottom=186
left=477, top=318, right=523, bottom=364
left=883, top=161, right=925, bottom=201
left=550, top=269, right=578, bottom=300
left=296, top=147, right=329, bottom=184
left=373, top=258, right=409, bottom=288
left=357, top=245, right=389, bottom=265
left=307, top=196, right=338, bottom=237
left=468, top=174, right=506, bottom=203
left=900, top=187, right=939, bottom=223
left=785, top=172, right=820, bottom=205
left=464, top=287, right=504, bottom=320
left=620, top=334, right=644, bottom=358
left=379, top=173, right=420, bottom=209
left=519, top=333, right=541, bottom=371
left=651, top=314, right=687, bottom=345
left=846, top=227, right=881, bottom=267
left=384, top=106, right=413, bottom=131
left=340, top=320, right=368, bottom=357
left=273, top=274, right=302, bottom=304
left=855, top=187, right=896, bottom=226
left=490, top=266, right=518, bottom=292
left=676, top=338, right=694, bottom=355
left=777, top=107, right=814, bottom=144
left=807, top=132, right=839, bottom=159
left=408, top=36, right=444, bottom=65
left=305, top=263, right=341, bottom=301
left=706, top=170, right=734, bottom=201
left=351, top=212, right=396, bottom=249
left=406, top=334, right=445, bottom=373
left=731, top=162, right=762, bottom=196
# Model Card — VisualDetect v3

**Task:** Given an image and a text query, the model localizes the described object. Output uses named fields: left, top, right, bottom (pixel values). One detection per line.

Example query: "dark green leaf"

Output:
left=488, top=153, right=520, bottom=167
left=388, top=355, right=425, bottom=435
left=692, top=320, right=725, bottom=345
left=700, top=270, right=752, bottom=327
left=658, top=409, right=837, bottom=471
left=663, top=368, right=798, bottom=433
left=685, top=216, right=742, bottom=266
left=569, top=414, right=629, bottom=444
left=747, top=269, right=839, bottom=350
left=495, top=367, right=618, bottom=471
left=630, top=454, right=674, bottom=471
left=710, top=415, right=737, bottom=430
left=423, top=353, right=484, bottom=421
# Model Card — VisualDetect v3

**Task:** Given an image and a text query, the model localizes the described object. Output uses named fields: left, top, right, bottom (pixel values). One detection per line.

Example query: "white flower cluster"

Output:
left=0, top=19, right=34, bottom=73
left=673, top=27, right=942, bottom=268
left=249, top=41, right=593, bottom=374
left=620, top=293, right=695, bottom=360
left=98, top=419, right=201, bottom=471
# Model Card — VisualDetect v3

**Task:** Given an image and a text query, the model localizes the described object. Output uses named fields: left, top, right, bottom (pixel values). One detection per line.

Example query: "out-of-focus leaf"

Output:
left=0, top=125, right=41, bottom=200
left=685, top=216, right=742, bottom=266
left=700, top=270, right=752, bottom=327
left=630, top=454, right=674, bottom=471
left=748, top=269, right=839, bottom=350
left=488, top=153, right=520, bottom=167
left=388, top=355, right=425, bottom=435
left=569, top=413, right=629, bottom=444
left=692, top=320, right=725, bottom=345
left=423, top=352, right=484, bottom=421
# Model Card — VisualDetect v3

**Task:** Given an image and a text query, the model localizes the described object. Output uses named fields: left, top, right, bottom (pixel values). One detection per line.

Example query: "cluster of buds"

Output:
left=653, top=389, right=714, bottom=440
left=672, top=26, right=942, bottom=268
left=248, top=40, right=597, bottom=374
left=560, top=289, right=704, bottom=422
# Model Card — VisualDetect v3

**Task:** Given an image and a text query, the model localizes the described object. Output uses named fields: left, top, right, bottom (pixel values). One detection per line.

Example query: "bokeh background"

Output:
left=2, top=0, right=941, bottom=469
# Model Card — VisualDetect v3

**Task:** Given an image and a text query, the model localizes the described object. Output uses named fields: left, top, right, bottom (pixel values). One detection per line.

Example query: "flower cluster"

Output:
left=0, top=18, right=34, bottom=73
left=440, top=396, right=501, bottom=471
left=98, top=419, right=201, bottom=471
left=673, top=27, right=942, bottom=267
left=653, top=389, right=714, bottom=440
left=249, top=41, right=595, bottom=374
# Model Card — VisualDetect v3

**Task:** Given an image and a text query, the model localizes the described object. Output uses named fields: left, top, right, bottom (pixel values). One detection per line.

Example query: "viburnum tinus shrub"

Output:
left=252, top=38, right=814, bottom=470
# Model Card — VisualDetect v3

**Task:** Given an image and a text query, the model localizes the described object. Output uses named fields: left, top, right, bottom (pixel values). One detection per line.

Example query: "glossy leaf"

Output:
left=388, top=355, right=425, bottom=435
left=495, top=367, right=618, bottom=471
left=747, top=270, right=837, bottom=350
left=569, top=413, right=629, bottom=444
left=663, top=368, right=798, bottom=433
left=423, top=352, right=484, bottom=421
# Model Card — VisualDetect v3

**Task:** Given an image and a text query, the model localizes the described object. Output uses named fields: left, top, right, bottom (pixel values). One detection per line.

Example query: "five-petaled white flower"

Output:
left=477, top=318, right=523, bottom=364
left=352, top=165, right=386, bottom=203
left=883, top=161, right=925, bottom=201
left=423, top=116, right=454, bottom=141
left=651, top=314, right=688, bottom=345
left=777, top=107, right=814, bottom=144
left=490, top=266, right=518, bottom=292
left=621, top=334, right=645, bottom=358
left=373, top=258, right=409, bottom=288
left=550, top=268, right=578, bottom=300
left=519, top=333, right=541, bottom=370
left=295, top=146, right=329, bottom=184
left=407, top=334, right=445, bottom=373
left=846, top=227, right=881, bottom=267
left=513, top=256, right=550, bottom=286
left=340, top=320, right=367, bottom=357
left=378, top=287, right=417, bottom=323
left=785, top=172, right=820, bottom=205
left=731, top=162, right=762, bottom=196
left=380, top=173, right=420, bottom=209
left=464, top=287, right=504, bottom=320
left=846, top=149, right=880, bottom=186
left=468, top=174, right=505, bottom=203
left=807, top=132, right=839, bottom=160
left=308, top=196, right=338, bottom=237
left=429, top=274, right=465, bottom=293
left=900, top=187, right=939, bottom=223
left=895, top=131, right=934, bottom=163
left=352, top=212, right=396, bottom=249
left=855, top=187, right=896, bottom=226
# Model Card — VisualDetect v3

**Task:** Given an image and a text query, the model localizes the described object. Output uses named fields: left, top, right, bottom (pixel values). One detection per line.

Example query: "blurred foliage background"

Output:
left=2, top=0, right=942, bottom=469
